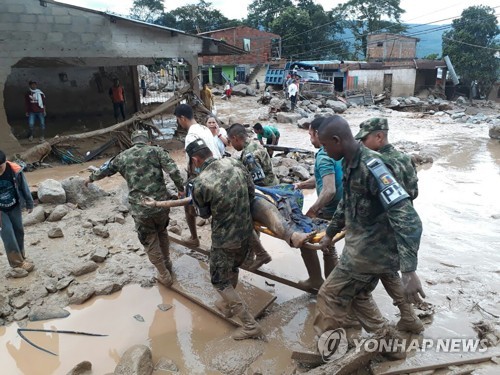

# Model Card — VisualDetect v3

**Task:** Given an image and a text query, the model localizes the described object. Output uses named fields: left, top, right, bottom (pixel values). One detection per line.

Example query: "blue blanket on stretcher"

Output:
left=255, top=184, right=328, bottom=234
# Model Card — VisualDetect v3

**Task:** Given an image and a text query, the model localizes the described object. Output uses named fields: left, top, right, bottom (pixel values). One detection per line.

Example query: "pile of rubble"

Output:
left=137, top=65, right=188, bottom=93
left=271, top=152, right=315, bottom=184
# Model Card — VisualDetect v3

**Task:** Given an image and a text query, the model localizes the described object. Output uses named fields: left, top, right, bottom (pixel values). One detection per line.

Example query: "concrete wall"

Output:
left=348, top=69, right=416, bottom=96
left=414, top=69, right=438, bottom=94
left=0, top=0, right=217, bottom=154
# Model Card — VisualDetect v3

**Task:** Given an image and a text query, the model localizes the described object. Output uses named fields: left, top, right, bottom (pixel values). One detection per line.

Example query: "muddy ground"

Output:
left=1, top=93, right=500, bottom=374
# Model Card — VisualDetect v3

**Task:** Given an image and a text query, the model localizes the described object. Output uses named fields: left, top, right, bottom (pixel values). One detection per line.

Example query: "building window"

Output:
left=377, top=42, right=383, bottom=47
left=243, top=38, right=251, bottom=51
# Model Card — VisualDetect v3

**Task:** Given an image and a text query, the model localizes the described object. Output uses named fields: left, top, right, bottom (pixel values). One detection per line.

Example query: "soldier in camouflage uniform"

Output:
left=227, top=123, right=279, bottom=187
left=355, top=117, right=423, bottom=333
left=314, top=116, right=425, bottom=343
left=86, top=130, right=184, bottom=287
left=187, top=138, right=263, bottom=340
left=355, top=117, right=418, bottom=200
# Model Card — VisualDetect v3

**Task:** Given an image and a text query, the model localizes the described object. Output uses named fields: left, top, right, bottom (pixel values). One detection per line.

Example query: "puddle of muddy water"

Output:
left=0, top=284, right=230, bottom=374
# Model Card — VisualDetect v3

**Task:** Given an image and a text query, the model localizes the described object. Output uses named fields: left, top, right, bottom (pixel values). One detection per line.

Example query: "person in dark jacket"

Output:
left=24, top=80, right=46, bottom=142
left=0, top=150, right=35, bottom=278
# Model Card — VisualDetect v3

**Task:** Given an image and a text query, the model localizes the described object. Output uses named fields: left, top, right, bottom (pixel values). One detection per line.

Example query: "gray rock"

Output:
left=169, top=225, right=182, bottom=235
left=38, top=179, right=66, bottom=204
left=114, top=345, right=153, bottom=375
left=24, top=206, right=46, bottom=226
left=301, top=100, right=311, bottom=106
left=44, top=278, right=58, bottom=293
left=89, top=216, right=108, bottom=226
left=93, top=225, right=110, bottom=238
left=209, top=344, right=263, bottom=375
left=456, top=96, right=468, bottom=105
left=491, top=214, right=500, bottom=219
left=29, top=306, right=70, bottom=321
left=231, top=84, right=252, bottom=96
left=292, top=165, right=311, bottom=180
left=98, top=263, right=124, bottom=276
left=82, top=221, right=93, bottom=229
left=57, top=276, right=75, bottom=290
left=91, top=248, right=109, bottom=263
left=113, top=214, right=126, bottom=225
left=325, top=100, right=347, bottom=113
left=407, top=96, right=421, bottom=104
left=276, top=112, right=301, bottom=124
left=275, top=166, right=290, bottom=178
left=281, top=177, right=294, bottom=184
left=26, top=284, right=49, bottom=301
left=117, top=205, right=129, bottom=214
left=94, top=281, right=122, bottom=296
left=62, top=210, right=82, bottom=221
left=13, top=306, right=30, bottom=321
left=61, top=176, right=107, bottom=209
left=134, top=314, right=145, bottom=322
left=320, top=107, right=335, bottom=115
left=47, top=204, right=70, bottom=222
left=0, top=295, right=12, bottom=318
left=390, top=98, right=400, bottom=107
left=297, top=117, right=313, bottom=129
left=489, top=124, right=500, bottom=140
left=48, top=227, right=64, bottom=238
left=278, top=158, right=299, bottom=168
left=451, top=112, right=466, bottom=120
left=66, top=361, right=92, bottom=375
left=10, top=295, right=29, bottom=309
left=157, top=304, right=172, bottom=312
left=154, top=357, right=178, bottom=372
left=71, top=261, right=99, bottom=276
left=308, top=104, right=318, bottom=112
left=67, top=284, right=96, bottom=305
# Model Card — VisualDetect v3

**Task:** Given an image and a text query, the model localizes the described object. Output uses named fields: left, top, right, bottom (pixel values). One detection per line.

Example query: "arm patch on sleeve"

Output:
left=366, top=158, right=409, bottom=209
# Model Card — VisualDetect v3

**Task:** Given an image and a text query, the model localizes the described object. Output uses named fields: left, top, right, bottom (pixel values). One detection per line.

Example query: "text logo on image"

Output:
left=317, top=328, right=348, bottom=361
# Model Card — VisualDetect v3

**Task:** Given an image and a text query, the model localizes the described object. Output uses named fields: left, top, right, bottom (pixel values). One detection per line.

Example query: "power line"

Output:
left=441, top=36, right=500, bottom=51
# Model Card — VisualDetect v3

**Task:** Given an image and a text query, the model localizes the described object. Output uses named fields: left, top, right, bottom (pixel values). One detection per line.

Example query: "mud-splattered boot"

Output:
left=323, top=246, right=338, bottom=279
left=248, top=231, right=271, bottom=271
left=219, top=286, right=262, bottom=340
left=214, top=298, right=234, bottom=318
left=297, top=248, right=324, bottom=291
left=396, top=303, right=424, bottom=334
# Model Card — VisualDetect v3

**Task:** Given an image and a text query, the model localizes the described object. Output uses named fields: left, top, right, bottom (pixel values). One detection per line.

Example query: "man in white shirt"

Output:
left=174, top=104, right=222, bottom=246
left=288, top=78, right=298, bottom=110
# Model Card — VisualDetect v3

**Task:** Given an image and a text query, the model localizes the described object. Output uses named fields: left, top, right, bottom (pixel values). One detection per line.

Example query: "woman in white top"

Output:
left=206, top=116, right=229, bottom=156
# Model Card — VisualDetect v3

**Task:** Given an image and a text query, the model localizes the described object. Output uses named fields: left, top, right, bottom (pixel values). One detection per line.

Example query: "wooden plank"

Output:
left=375, top=354, right=499, bottom=375
left=168, top=232, right=319, bottom=294
left=170, top=253, right=276, bottom=327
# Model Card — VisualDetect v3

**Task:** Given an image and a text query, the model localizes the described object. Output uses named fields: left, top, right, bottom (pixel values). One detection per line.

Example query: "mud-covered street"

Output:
left=0, top=94, right=499, bottom=374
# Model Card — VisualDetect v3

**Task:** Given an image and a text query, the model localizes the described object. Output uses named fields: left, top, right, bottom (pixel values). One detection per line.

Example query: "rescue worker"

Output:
left=355, top=117, right=423, bottom=333
left=86, top=130, right=184, bottom=287
left=174, top=104, right=221, bottom=247
left=314, top=115, right=425, bottom=344
left=187, top=138, right=263, bottom=340
left=227, top=123, right=278, bottom=187
left=294, top=117, right=343, bottom=290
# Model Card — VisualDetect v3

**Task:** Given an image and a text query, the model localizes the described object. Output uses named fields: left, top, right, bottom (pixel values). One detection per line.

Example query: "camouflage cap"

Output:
left=186, top=138, right=210, bottom=158
left=131, top=130, right=150, bottom=144
left=354, top=118, right=389, bottom=140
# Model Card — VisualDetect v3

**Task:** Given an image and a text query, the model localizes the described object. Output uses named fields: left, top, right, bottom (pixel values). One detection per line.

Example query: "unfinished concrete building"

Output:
left=0, top=0, right=243, bottom=154
left=366, top=33, right=419, bottom=62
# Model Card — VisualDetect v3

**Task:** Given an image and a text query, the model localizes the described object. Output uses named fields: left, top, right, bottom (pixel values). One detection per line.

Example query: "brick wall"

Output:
left=367, top=34, right=418, bottom=61
left=201, top=26, right=280, bottom=66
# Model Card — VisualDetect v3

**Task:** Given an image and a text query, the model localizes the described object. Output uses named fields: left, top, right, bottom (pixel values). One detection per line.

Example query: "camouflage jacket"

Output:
left=240, top=140, right=279, bottom=187
left=90, top=144, right=184, bottom=216
left=379, top=144, right=418, bottom=200
left=326, top=145, right=422, bottom=274
left=193, top=157, right=254, bottom=248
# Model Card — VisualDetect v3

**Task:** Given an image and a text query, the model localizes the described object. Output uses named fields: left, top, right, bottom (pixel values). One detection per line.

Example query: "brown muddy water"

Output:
left=1, top=110, right=500, bottom=374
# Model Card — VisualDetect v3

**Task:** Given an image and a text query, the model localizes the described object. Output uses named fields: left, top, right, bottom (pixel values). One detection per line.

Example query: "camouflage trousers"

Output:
left=210, top=239, right=251, bottom=291
left=313, top=267, right=387, bottom=337
left=133, top=210, right=171, bottom=275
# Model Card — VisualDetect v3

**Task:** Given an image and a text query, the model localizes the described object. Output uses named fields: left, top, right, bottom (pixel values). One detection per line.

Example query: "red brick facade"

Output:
left=200, top=26, right=280, bottom=66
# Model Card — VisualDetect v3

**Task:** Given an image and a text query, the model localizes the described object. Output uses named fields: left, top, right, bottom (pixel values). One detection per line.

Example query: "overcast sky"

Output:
left=59, top=0, right=498, bottom=25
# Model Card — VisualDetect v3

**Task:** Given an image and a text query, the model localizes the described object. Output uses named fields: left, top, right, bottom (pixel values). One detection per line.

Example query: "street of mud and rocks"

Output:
left=1, top=90, right=500, bottom=375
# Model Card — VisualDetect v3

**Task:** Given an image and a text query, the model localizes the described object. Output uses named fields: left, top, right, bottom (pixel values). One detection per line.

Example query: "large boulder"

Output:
left=231, top=84, right=256, bottom=96
left=114, top=345, right=153, bottom=375
left=24, top=206, right=46, bottom=226
left=47, top=204, right=70, bottom=222
left=489, top=124, right=500, bottom=140
left=325, top=100, right=347, bottom=113
left=61, top=176, right=107, bottom=209
left=276, top=112, right=301, bottom=124
left=38, top=179, right=66, bottom=204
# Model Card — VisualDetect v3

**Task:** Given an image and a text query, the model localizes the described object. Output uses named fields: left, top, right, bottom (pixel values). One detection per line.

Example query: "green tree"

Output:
left=159, top=0, right=240, bottom=33
left=442, top=5, right=499, bottom=97
left=332, top=0, right=406, bottom=59
left=422, top=53, right=439, bottom=60
left=246, top=0, right=294, bottom=31
left=270, top=2, right=349, bottom=59
left=129, top=0, right=164, bottom=23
